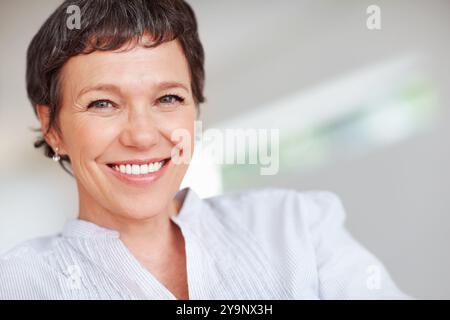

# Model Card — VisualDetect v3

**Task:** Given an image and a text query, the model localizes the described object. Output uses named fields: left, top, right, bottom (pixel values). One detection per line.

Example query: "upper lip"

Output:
left=107, top=157, right=170, bottom=166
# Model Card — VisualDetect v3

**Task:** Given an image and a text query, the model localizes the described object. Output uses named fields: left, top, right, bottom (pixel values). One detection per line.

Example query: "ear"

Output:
left=36, top=104, right=67, bottom=155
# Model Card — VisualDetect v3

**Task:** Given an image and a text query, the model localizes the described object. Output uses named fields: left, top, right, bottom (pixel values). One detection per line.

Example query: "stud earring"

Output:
left=52, top=147, right=61, bottom=162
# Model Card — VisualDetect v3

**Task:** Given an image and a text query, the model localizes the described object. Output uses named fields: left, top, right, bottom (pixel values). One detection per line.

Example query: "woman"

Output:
left=0, top=0, right=409, bottom=300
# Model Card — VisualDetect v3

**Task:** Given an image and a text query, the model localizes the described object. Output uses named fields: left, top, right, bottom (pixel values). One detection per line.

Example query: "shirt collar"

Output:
left=61, top=187, right=202, bottom=239
left=62, top=218, right=120, bottom=239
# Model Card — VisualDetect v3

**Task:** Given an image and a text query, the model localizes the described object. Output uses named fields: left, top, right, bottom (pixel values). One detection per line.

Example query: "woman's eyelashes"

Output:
left=86, top=94, right=185, bottom=110
left=87, top=99, right=115, bottom=110
left=157, top=94, right=185, bottom=105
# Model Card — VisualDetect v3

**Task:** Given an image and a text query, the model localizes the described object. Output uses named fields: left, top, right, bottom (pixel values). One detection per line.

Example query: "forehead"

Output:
left=60, top=39, right=191, bottom=96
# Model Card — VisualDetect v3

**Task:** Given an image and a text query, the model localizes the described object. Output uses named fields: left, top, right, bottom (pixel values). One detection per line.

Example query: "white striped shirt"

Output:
left=0, top=188, right=409, bottom=299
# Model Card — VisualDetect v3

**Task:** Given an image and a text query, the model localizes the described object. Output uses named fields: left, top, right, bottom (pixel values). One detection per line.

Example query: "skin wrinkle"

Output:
left=36, top=38, right=195, bottom=300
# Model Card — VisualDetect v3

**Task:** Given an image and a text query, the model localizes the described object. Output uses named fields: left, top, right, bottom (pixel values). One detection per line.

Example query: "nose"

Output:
left=119, top=106, right=160, bottom=151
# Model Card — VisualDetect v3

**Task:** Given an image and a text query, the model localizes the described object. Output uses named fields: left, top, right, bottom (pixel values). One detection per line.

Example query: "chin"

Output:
left=114, top=194, right=170, bottom=219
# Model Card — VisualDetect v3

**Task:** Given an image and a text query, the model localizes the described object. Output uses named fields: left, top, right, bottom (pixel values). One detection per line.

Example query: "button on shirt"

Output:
left=0, top=188, right=409, bottom=299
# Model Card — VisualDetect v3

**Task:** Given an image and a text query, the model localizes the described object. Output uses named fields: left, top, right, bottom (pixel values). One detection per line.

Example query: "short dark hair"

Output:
left=27, top=0, right=205, bottom=175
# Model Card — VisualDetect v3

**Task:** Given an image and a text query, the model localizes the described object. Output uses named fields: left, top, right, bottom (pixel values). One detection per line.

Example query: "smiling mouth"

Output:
left=106, top=158, right=170, bottom=175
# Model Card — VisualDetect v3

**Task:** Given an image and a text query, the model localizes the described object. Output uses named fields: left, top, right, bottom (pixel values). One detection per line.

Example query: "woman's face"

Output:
left=45, top=39, right=196, bottom=220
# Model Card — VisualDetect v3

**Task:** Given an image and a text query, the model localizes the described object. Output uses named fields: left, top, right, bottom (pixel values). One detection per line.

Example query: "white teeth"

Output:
left=153, top=162, right=162, bottom=171
left=131, top=164, right=139, bottom=175
left=113, top=161, right=165, bottom=175
left=145, top=161, right=162, bottom=173
left=140, top=164, right=148, bottom=174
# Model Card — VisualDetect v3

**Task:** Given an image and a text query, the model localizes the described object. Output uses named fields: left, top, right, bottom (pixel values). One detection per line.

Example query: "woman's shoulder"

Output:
left=0, top=234, right=60, bottom=261
left=207, top=186, right=342, bottom=207
left=204, top=187, right=345, bottom=219
left=201, top=187, right=347, bottom=240
left=0, top=235, right=62, bottom=295
left=0, top=235, right=59, bottom=281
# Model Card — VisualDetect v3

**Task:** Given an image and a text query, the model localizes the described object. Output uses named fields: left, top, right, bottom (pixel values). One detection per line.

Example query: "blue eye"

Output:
left=87, top=100, right=114, bottom=109
left=158, top=94, right=185, bottom=104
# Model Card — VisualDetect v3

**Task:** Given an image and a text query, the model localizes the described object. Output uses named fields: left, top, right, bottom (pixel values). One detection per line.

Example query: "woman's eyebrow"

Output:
left=77, top=81, right=190, bottom=99
left=156, top=81, right=190, bottom=93
left=77, top=84, right=122, bottom=99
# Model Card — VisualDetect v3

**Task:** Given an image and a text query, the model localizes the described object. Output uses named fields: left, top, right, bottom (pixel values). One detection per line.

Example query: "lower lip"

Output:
left=105, top=159, right=171, bottom=188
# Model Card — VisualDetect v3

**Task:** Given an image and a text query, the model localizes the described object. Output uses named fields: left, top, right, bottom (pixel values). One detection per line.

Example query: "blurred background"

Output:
left=1, top=0, right=449, bottom=299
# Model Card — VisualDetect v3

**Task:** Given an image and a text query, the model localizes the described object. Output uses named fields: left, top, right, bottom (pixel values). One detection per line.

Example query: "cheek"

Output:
left=159, top=107, right=196, bottom=144
left=152, top=108, right=195, bottom=171
left=60, top=113, right=120, bottom=163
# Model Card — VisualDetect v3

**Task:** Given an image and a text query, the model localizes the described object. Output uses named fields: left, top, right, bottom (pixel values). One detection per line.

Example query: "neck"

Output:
left=77, top=186, right=183, bottom=263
